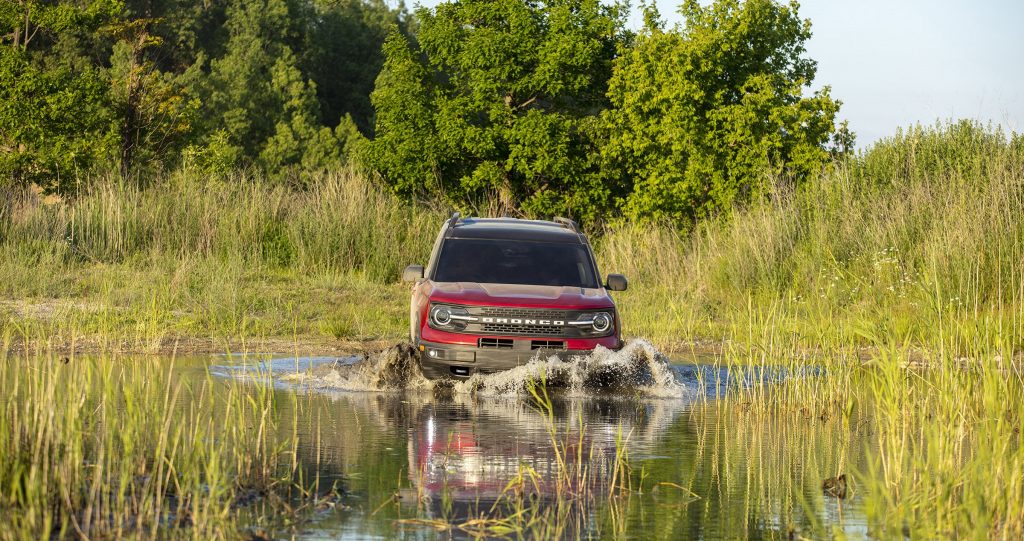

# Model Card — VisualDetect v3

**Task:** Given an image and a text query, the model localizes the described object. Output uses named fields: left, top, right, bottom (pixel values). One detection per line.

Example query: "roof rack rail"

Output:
left=444, top=212, right=461, bottom=238
left=553, top=216, right=579, bottom=233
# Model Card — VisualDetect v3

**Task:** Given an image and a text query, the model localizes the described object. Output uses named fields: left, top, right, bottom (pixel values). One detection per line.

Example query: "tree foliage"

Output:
left=0, top=47, right=113, bottom=190
left=368, top=0, right=848, bottom=225
left=107, top=19, right=199, bottom=179
left=603, top=0, right=844, bottom=223
left=1, top=0, right=403, bottom=190
left=203, top=0, right=335, bottom=176
left=367, top=0, right=629, bottom=221
left=1, top=0, right=853, bottom=230
left=302, top=0, right=403, bottom=135
left=0, top=0, right=121, bottom=190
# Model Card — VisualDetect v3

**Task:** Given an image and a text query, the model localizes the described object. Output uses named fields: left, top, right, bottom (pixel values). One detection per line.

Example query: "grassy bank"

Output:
left=604, top=121, right=1024, bottom=353
left=2, top=121, right=1021, bottom=355
left=0, top=170, right=444, bottom=352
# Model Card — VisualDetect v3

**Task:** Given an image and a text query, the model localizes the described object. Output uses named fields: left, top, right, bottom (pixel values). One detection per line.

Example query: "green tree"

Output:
left=362, top=29, right=443, bottom=195
left=603, top=0, right=844, bottom=224
left=123, top=0, right=228, bottom=73
left=206, top=0, right=340, bottom=177
left=0, top=0, right=121, bottom=191
left=302, top=0, right=406, bottom=135
left=366, top=0, right=629, bottom=222
left=107, top=19, right=199, bottom=180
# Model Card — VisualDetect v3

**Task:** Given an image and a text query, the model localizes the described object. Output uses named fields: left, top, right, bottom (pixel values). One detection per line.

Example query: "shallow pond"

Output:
left=190, top=342, right=870, bottom=540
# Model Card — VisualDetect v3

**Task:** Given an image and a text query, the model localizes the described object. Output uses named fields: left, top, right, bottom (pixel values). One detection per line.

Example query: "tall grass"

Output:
left=602, top=120, right=1024, bottom=350
left=1, top=167, right=443, bottom=283
left=2, top=121, right=1019, bottom=351
left=0, top=346, right=324, bottom=539
left=707, top=326, right=1024, bottom=538
left=0, top=169, right=442, bottom=349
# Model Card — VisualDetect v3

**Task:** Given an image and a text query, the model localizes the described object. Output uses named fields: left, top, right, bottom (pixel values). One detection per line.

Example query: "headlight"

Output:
left=432, top=306, right=452, bottom=326
left=428, top=304, right=474, bottom=331
left=568, top=311, right=615, bottom=335
left=591, top=312, right=611, bottom=333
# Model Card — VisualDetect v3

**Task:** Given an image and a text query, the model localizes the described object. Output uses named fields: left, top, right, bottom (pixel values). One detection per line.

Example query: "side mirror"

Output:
left=606, top=273, right=628, bottom=292
left=402, top=264, right=424, bottom=282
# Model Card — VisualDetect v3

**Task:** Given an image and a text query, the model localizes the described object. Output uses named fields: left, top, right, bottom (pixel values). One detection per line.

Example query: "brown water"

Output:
left=198, top=342, right=870, bottom=539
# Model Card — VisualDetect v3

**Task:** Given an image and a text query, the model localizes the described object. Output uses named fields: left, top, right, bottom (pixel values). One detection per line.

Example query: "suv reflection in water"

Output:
left=404, top=396, right=686, bottom=504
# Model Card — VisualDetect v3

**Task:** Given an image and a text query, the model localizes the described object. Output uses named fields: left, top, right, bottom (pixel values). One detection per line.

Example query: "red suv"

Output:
left=402, top=213, right=628, bottom=379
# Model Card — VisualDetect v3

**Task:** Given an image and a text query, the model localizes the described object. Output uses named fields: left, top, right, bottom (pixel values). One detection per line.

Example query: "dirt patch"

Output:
left=0, top=299, right=107, bottom=319
left=1, top=332, right=392, bottom=357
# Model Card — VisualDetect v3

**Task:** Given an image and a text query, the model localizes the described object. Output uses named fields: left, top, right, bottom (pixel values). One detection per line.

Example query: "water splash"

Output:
left=283, top=340, right=686, bottom=398
left=282, top=343, right=434, bottom=392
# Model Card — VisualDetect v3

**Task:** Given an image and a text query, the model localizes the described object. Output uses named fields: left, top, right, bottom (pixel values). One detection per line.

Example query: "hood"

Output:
left=428, top=282, right=614, bottom=310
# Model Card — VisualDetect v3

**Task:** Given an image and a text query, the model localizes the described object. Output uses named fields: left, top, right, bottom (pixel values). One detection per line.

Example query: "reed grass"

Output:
left=699, top=275, right=1024, bottom=538
left=0, top=342, right=335, bottom=539
left=601, top=121, right=1024, bottom=351
left=0, top=168, right=436, bottom=350
left=2, top=121, right=1020, bottom=353
left=0, top=168, right=442, bottom=280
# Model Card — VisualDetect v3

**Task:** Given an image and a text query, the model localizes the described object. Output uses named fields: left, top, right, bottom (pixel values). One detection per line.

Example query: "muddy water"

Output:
left=200, top=342, right=869, bottom=539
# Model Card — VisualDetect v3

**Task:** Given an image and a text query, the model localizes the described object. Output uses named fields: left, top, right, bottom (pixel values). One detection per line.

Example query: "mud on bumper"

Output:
left=417, top=339, right=612, bottom=380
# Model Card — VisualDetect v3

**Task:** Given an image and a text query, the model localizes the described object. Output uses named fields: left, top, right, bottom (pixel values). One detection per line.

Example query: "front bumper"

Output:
left=417, top=336, right=621, bottom=380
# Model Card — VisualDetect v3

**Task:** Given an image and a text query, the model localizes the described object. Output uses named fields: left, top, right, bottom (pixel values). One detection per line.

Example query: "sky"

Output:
left=412, top=0, right=1024, bottom=147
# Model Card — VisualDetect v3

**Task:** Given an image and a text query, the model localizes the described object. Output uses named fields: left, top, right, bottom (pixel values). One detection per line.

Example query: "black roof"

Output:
left=447, top=218, right=585, bottom=243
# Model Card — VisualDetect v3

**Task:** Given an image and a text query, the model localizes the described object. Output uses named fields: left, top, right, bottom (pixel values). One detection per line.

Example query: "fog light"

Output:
left=428, top=349, right=439, bottom=358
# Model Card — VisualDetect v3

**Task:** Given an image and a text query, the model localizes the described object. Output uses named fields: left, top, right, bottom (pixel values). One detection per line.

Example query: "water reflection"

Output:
left=206, top=355, right=867, bottom=539
left=408, top=397, right=687, bottom=500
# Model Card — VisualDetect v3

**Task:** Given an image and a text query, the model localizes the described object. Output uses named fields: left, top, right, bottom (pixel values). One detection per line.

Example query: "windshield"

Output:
left=433, top=239, right=599, bottom=288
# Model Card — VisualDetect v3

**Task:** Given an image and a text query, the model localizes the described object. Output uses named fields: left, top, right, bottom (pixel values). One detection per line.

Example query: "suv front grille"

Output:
left=481, top=323, right=563, bottom=336
left=468, top=305, right=578, bottom=337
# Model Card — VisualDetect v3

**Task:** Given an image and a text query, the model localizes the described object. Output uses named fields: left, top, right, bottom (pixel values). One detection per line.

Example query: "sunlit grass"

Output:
left=0, top=343, right=332, bottom=539
left=0, top=168, right=434, bottom=351
left=2, top=122, right=1021, bottom=355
